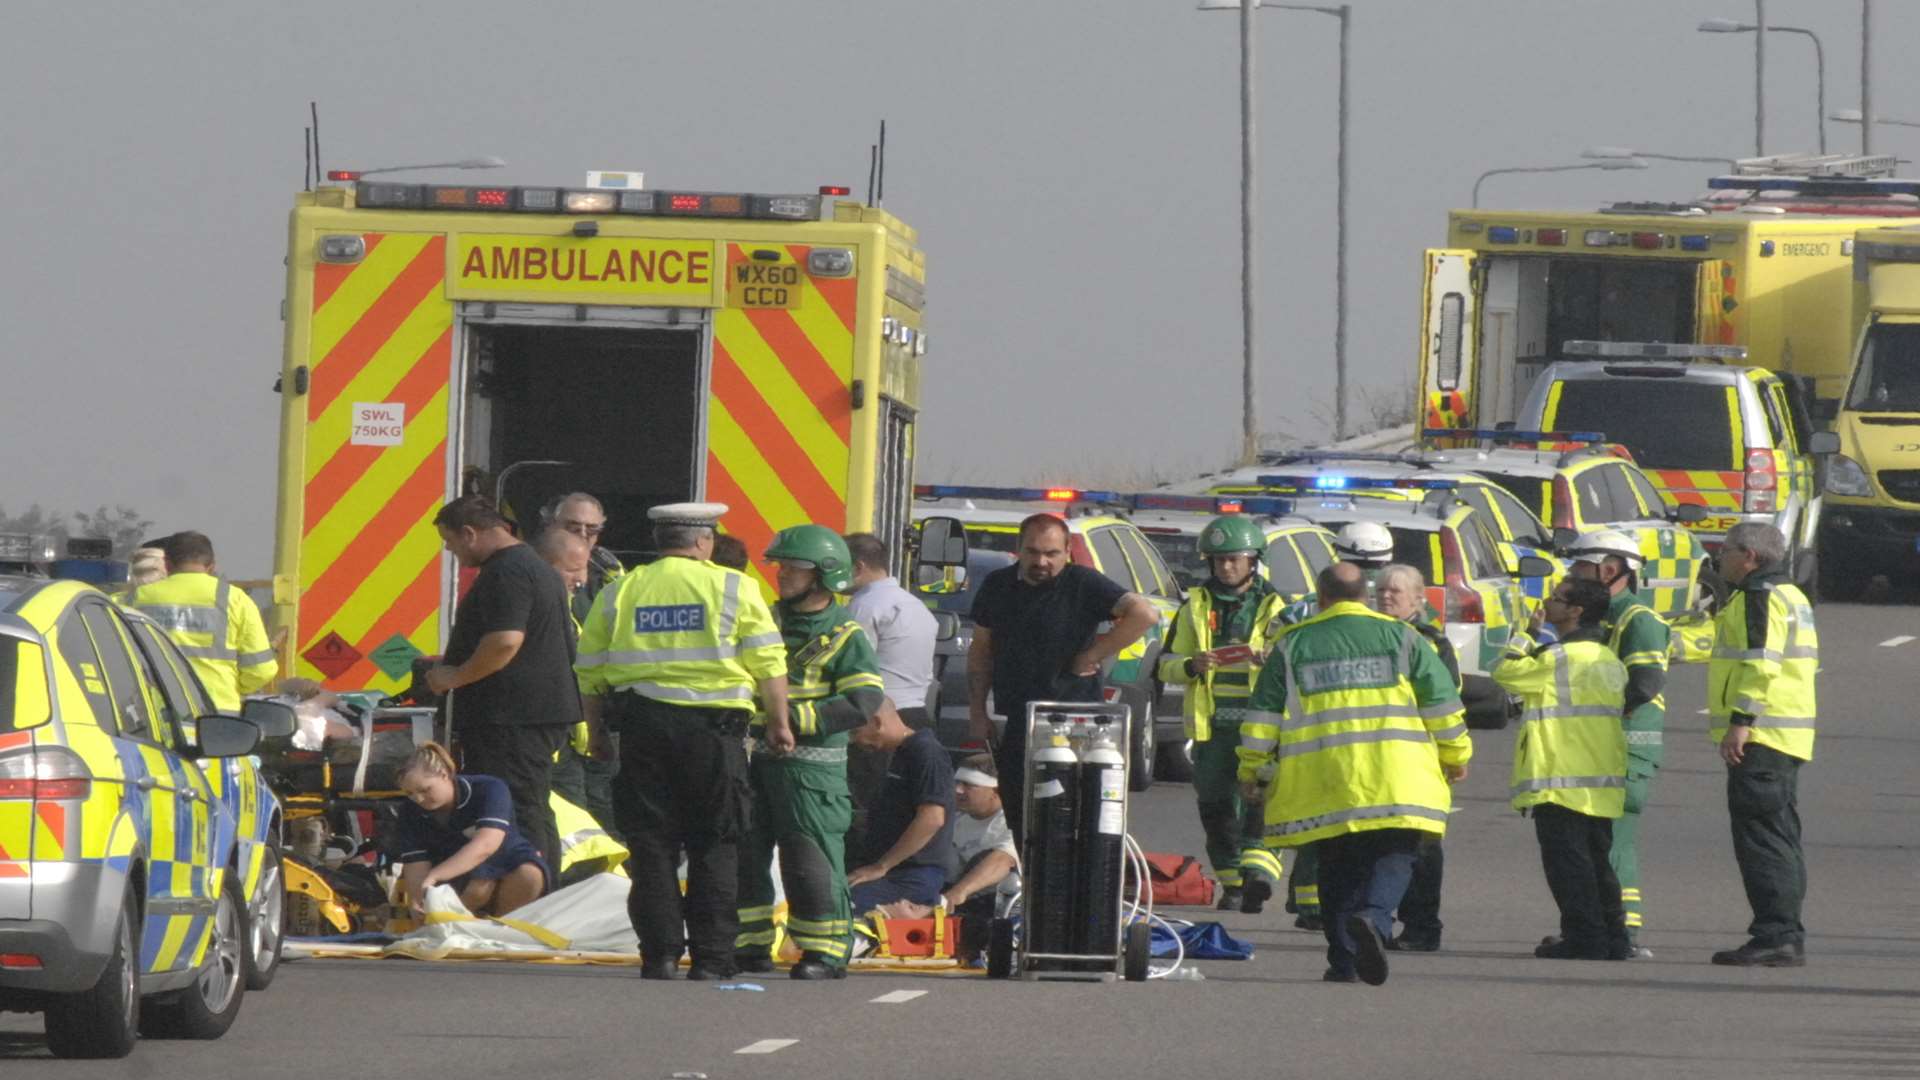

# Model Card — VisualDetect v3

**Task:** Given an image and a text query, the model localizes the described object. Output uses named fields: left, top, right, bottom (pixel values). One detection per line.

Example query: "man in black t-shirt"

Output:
left=966, top=513, right=1159, bottom=841
left=427, top=495, right=581, bottom=878
left=847, top=705, right=956, bottom=913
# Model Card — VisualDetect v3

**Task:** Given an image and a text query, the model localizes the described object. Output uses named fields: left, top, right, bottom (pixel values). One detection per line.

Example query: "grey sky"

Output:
left=2, top=1, right=1910, bottom=576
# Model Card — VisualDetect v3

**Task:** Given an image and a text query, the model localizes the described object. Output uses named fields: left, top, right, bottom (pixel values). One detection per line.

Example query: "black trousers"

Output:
left=458, top=722, right=569, bottom=883
left=1727, top=743, right=1807, bottom=947
left=846, top=706, right=930, bottom=859
left=609, top=696, right=753, bottom=970
left=1532, top=803, right=1627, bottom=951
left=1396, top=835, right=1445, bottom=936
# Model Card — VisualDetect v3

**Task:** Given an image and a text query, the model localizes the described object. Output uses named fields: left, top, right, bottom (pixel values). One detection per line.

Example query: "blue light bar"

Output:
left=1706, top=175, right=1920, bottom=197
left=1487, top=226, right=1520, bottom=244
left=1253, top=474, right=1457, bottom=491
left=1679, top=235, right=1711, bottom=252
left=1422, top=428, right=1607, bottom=443
left=913, top=484, right=1126, bottom=505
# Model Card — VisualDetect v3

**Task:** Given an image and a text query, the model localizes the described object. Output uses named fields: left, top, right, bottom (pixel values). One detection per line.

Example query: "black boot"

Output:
left=1711, top=941, right=1805, bottom=967
left=789, top=953, right=847, bottom=981
left=639, top=957, right=681, bottom=980
left=1240, top=878, right=1273, bottom=915
left=1216, top=886, right=1244, bottom=912
left=733, top=952, right=775, bottom=974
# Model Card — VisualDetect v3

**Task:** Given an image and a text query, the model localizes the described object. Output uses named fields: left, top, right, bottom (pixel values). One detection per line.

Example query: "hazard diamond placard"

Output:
left=302, top=631, right=363, bottom=680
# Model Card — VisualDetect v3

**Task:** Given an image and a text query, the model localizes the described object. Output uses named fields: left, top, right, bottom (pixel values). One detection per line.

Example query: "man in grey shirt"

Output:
left=843, top=532, right=939, bottom=854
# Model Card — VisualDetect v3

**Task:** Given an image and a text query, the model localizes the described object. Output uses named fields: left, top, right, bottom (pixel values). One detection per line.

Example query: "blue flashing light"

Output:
left=1679, top=235, right=1711, bottom=252
left=1254, top=473, right=1457, bottom=492
left=1129, top=493, right=1297, bottom=517
left=1422, top=428, right=1607, bottom=444
left=1487, top=226, right=1520, bottom=244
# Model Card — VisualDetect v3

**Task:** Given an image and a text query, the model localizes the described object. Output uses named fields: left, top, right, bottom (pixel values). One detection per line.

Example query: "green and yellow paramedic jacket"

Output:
left=575, top=555, right=787, bottom=707
left=1493, top=629, right=1629, bottom=818
left=1156, top=577, right=1285, bottom=742
left=751, top=600, right=886, bottom=777
left=1708, top=567, right=1817, bottom=762
left=1606, top=588, right=1670, bottom=772
left=1237, top=601, right=1471, bottom=846
left=131, top=571, right=277, bottom=712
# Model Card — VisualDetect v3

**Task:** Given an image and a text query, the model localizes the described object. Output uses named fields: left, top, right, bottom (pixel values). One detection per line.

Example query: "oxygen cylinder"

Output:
left=1024, top=718, right=1080, bottom=964
left=1071, top=717, right=1127, bottom=960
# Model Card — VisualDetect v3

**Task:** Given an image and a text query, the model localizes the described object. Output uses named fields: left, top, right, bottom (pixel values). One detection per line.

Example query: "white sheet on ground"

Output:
left=399, top=873, right=640, bottom=957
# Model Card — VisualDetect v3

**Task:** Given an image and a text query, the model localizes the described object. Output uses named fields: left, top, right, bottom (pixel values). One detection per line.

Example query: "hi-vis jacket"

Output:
left=1237, top=601, right=1471, bottom=846
left=1494, top=630, right=1628, bottom=818
left=751, top=600, right=885, bottom=774
left=131, top=571, right=276, bottom=712
left=1708, top=567, right=1817, bottom=762
left=1157, top=581, right=1287, bottom=742
left=1606, top=589, right=1670, bottom=771
left=575, top=555, right=786, bottom=708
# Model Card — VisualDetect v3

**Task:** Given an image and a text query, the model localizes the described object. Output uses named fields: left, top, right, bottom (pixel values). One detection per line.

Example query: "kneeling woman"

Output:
left=394, top=742, right=550, bottom=917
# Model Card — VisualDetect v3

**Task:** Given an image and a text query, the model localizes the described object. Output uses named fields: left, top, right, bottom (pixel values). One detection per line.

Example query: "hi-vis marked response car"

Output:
left=273, top=174, right=925, bottom=694
left=0, top=576, right=295, bottom=1059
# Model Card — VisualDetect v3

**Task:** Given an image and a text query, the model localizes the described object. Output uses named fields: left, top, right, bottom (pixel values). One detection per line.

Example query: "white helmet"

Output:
left=1568, top=529, right=1644, bottom=569
left=1333, top=521, right=1394, bottom=564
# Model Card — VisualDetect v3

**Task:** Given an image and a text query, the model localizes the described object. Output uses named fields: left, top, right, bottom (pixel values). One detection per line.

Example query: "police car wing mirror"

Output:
left=193, top=713, right=263, bottom=759
left=932, top=611, right=961, bottom=643
left=1551, top=527, right=1580, bottom=551
left=1667, top=503, right=1711, bottom=524
left=916, top=516, right=968, bottom=567
left=1806, top=431, right=1840, bottom=456
left=241, top=697, right=299, bottom=740
left=1514, top=555, right=1557, bottom=579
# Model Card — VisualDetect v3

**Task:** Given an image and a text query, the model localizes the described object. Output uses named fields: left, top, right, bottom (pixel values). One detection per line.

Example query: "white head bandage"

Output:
left=954, top=767, right=998, bottom=789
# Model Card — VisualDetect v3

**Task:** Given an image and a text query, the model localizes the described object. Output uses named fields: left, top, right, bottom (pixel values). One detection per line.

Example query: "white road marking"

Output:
left=736, top=1039, right=798, bottom=1055
left=1879, top=635, right=1915, bottom=648
left=1697, top=708, right=1710, bottom=715
left=870, top=989, right=927, bottom=1004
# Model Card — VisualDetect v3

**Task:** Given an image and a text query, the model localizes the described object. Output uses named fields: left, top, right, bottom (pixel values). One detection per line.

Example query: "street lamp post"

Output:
left=1470, top=160, right=1648, bottom=209
left=1831, top=108, right=1920, bottom=130
left=1699, top=16, right=1827, bottom=155
left=1200, top=0, right=1352, bottom=447
left=1582, top=146, right=1739, bottom=169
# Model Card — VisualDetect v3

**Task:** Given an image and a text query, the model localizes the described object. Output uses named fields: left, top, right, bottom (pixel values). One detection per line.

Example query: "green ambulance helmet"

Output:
left=764, top=524, right=854, bottom=592
left=1198, top=514, right=1266, bottom=558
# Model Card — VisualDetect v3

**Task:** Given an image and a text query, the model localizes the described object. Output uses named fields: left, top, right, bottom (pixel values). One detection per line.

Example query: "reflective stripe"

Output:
left=236, top=649, right=276, bottom=666
left=1239, top=735, right=1278, bottom=754
left=1521, top=706, right=1622, bottom=723
left=1781, top=645, right=1818, bottom=659
left=1750, top=715, right=1817, bottom=729
left=1284, top=703, right=1423, bottom=731
left=616, top=681, right=755, bottom=704
left=1714, top=647, right=1780, bottom=661
left=1264, top=802, right=1448, bottom=837
left=718, top=572, right=742, bottom=640
left=600, top=644, right=740, bottom=665
left=137, top=604, right=224, bottom=634
left=1644, top=576, right=1692, bottom=590
left=753, top=740, right=848, bottom=763
left=738, top=631, right=783, bottom=651
left=1428, top=723, right=1467, bottom=741
left=175, top=644, right=238, bottom=661
left=1624, top=730, right=1664, bottom=745
left=1213, top=706, right=1249, bottom=725
left=1419, top=701, right=1461, bottom=719
left=1242, top=708, right=1285, bottom=729
left=737, top=905, right=777, bottom=921
left=1510, top=774, right=1627, bottom=795
left=1276, top=727, right=1434, bottom=759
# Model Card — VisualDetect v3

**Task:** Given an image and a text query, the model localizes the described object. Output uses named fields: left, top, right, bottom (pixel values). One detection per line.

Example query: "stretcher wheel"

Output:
left=1123, top=921, right=1151, bottom=983
left=986, top=918, right=1014, bottom=980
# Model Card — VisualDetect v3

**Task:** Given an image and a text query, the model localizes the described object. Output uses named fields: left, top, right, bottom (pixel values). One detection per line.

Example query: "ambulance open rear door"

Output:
left=1419, top=249, right=1479, bottom=437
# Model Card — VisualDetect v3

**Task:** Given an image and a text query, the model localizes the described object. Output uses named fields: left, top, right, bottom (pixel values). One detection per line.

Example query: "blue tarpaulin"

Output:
left=1148, top=920, right=1253, bottom=960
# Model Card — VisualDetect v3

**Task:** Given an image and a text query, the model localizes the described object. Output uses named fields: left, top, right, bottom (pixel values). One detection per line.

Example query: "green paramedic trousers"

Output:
left=1193, top=724, right=1283, bottom=890
left=736, top=754, right=854, bottom=968
left=1610, top=771, right=1652, bottom=940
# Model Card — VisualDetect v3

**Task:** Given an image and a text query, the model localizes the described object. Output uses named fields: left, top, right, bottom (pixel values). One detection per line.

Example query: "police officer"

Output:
left=1157, top=515, right=1288, bottom=913
left=1239, top=563, right=1470, bottom=986
left=1494, top=576, right=1632, bottom=961
left=575, top=503, right=792, bottom=981
left=735, top=525, right=888, bottom=981
left=1276, top=520, right=1396, bottom=929
left=1708, top=522, right=1816, bottom=968
left=1567, top=529, right=1669, bottom=957
left=132, top=531, right=277, bottom=712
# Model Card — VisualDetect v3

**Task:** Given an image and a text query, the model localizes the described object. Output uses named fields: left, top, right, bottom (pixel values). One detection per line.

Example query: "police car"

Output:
left=0, top=577, right=294, bottom=1058
left=912, top=487, right=1185, bottom=791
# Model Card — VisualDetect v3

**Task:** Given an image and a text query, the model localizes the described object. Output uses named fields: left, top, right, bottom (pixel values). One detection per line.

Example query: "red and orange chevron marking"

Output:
left=297, top=233, right=452, bottom=689
left=1650, top=469, right=1744, bottom=509
left=706, top=243, right=859, bottom=587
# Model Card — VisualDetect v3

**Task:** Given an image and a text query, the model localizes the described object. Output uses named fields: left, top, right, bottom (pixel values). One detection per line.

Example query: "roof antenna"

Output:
left=876, top=118, right=887, bottom=206
left=866, top=142, right=878, bottom=205
left=303, top=125, right=313, bottom=191
left=310, top=101, right=322, bottom=181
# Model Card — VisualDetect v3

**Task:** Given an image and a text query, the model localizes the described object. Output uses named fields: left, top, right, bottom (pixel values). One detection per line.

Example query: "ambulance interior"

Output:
left=460, top=321, right=704, bottom=565
left=1475, top=256, right=1698, bottom=424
